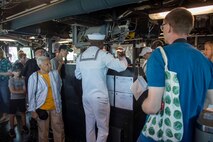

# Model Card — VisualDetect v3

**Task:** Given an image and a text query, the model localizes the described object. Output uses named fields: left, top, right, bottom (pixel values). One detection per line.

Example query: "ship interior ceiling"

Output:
left=0, top=0, right=212, bottom=50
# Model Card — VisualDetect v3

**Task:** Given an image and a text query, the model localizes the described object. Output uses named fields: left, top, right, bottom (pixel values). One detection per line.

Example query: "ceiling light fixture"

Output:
left=58, top=39, right=72, bottom=44
left=4, top=0, right=64, bottom=22
left=6, top=4, right=47, bottom=20
left=149, top=5, right=213, bottom=20
left=0, top=38, right=16, bottom=42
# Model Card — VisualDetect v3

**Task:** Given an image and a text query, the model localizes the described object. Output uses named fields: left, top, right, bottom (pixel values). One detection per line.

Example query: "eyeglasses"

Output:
left=160, top=23, right=167, bottom=31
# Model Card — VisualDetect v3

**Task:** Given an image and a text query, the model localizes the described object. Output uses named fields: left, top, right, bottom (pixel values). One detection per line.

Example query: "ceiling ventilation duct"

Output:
left=9, top=0, right=146, bottom=30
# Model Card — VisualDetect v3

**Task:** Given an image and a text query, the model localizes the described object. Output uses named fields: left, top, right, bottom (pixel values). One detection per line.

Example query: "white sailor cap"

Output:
left=139, top=47, right=152, bottom=56
left=87, top=33, right=105, bottom=40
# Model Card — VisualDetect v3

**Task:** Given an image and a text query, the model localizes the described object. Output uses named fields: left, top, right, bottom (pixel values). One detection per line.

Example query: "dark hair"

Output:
left=59, top=45, right=68, bottom=52
left=34, top=47, right=44, bottom=53
left=12, top=63, right=24, bottom=72
left=165, top=7, right=194, bottom=34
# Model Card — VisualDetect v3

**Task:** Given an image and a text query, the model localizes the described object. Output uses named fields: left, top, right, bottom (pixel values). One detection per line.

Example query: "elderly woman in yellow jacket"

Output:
left=28, top=56, right=64, bottom=142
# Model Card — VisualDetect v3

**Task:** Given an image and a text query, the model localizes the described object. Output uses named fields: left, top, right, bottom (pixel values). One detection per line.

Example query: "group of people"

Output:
left=0, top=48, right=29, bottom=137
left=0, top=6, right=213, bottom=142
left=75, top=7, right=213, bottom=142
left=0, top=45, right=69, bottom=141
left=137, top=7, right=213, bottom=142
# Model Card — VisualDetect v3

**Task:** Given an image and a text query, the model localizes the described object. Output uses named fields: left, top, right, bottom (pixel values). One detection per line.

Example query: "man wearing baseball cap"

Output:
left=75, top=32, right=128, bottom=142
left=139, top=47, right=152, bottom=75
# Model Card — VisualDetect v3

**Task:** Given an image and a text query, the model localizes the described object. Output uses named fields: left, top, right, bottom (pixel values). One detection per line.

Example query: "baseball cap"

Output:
left=139, top=47, right=152, bottom=57
left=87, top=33, right=105, bottom=40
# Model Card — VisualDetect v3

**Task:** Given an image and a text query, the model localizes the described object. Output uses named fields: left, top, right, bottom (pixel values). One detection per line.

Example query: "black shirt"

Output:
left=21, top=58, right=40, bottom=89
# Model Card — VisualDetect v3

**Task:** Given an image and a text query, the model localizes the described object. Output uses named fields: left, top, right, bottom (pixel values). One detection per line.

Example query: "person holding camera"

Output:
left=28, top=56, right=65, bottom=142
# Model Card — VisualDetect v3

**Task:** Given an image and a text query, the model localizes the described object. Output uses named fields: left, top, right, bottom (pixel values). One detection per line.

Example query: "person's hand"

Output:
left=58, top=59, right=65, bottom=66
left=117, top=51, right=125, bottom=57
left=116, top=46, right=125, bottom=58
left=31, top=111, right=38, bottom=119
left=6, top=71, right=13, bottom=76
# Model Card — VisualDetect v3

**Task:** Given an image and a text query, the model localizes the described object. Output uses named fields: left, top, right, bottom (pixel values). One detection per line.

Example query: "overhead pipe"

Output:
left=4, top=0, right=65, bottom=22
left=9, top=0, right=145, bottom=30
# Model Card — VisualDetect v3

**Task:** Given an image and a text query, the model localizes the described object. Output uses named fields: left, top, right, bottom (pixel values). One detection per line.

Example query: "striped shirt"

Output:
left=27, top=70, right=62, bottom=113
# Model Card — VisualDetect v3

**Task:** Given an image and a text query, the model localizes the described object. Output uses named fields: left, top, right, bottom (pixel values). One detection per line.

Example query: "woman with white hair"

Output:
left=28, top=56, right=65, bottom=142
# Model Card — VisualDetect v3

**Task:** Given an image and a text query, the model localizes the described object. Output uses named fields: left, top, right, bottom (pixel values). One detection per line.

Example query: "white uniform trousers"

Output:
left=83, top=94, right=110, bottom=142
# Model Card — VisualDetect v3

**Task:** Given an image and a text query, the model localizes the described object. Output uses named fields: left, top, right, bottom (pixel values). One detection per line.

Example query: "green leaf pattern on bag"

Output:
left=165, top=107, right=171, bottom=116
left=157, top=130, right=163, bottom=138
left=174, top=133, right=182, bottom=140
left=173, top=98, right=180, bottom=107
left=172, top=86, right=179, bottom=95
left=164, top=118, right=171, bottom=126
left=142, top=69, right=183, bottom=141
left=166, top=83, right=171, bottom=92
left=152, top=117, right=156, bottom=125
left=148, top=127, right=155, bottom=135
left=174, top=121, right=183, bottom=131
left=165, top=95, right=171, bottom=104
left=174, top=110, right=182, bottom=119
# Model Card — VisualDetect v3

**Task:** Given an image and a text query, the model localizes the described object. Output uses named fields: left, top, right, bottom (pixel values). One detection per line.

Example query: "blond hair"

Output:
left=205, top=41, right=213, bottom=49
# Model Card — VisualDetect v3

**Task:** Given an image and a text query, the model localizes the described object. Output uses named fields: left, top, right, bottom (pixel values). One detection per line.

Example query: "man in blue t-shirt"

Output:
left=137, top=7, right=213, bottom=142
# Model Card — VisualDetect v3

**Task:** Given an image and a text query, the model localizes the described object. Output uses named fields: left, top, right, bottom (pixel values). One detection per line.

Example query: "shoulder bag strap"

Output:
left=158, top=46, right=168, bottom=70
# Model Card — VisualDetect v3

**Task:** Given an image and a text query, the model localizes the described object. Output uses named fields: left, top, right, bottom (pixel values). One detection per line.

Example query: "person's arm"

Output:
left=143, top=49, right=165, bottom=114
left=27, top=74, right=36, bottom=112
left=9, top=87, right=26, bottom=94
left=28, top=74, right=39, bottom=119
left=142, top=87, right=164, bottom=114
left=104, top=52, right=128, bottom=72
left=57, top=60, right=64, bottom=70
left=53, top=70, right=62, bottom=90
left=75, top=57, right=82, bottom=80
left=0, top=72, right=13, bottom=76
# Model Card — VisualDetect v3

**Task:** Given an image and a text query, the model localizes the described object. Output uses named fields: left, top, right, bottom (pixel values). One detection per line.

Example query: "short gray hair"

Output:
left=36, top=56, right=49, bottom=66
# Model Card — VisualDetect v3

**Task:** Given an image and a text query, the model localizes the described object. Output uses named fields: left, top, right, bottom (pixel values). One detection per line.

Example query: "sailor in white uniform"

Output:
left=75, top=33, right=127, bottom=142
